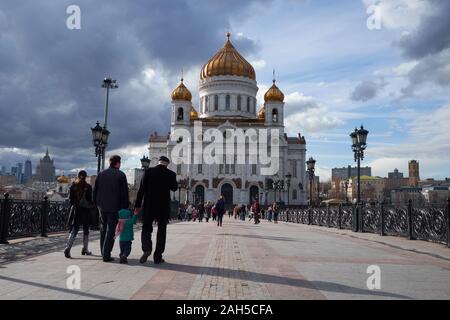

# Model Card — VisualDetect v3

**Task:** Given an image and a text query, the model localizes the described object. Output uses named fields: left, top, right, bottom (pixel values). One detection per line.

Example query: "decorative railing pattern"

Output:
left=273, top=200, right=450, bottom=248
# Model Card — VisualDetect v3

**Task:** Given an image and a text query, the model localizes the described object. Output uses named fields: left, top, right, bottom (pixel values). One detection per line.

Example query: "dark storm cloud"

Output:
left=397, top=0, right=450, bottom=95
left=350, top=80, right=386, bottom=102
left=0, top=0, right=268, bottom=171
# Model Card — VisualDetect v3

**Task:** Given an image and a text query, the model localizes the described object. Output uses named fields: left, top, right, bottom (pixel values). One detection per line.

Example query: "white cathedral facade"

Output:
left=148, top=34, right=307, bottom=208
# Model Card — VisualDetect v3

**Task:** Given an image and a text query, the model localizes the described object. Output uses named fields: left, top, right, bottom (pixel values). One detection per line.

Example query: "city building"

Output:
left=16, top=162, right=23, bottom=184
left=408, top=160, right=420, bottom=187
left=332, top=165, right=371, bottom=180
left=36, top=149, right=56, bottom=182
left=147, top=34, right=307, bottom=207
left=388, top=168, right=404, bottom=179
left=24, top=160, right=32, bottom=183
left=348, top=176, right=387, bottom=203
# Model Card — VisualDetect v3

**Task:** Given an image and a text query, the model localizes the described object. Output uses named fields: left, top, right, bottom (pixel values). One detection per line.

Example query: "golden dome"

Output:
left=57, top=175, right=69, bottom=184
left=257, top=106, right=265, bottom=120
left=200, top=33, right=256, bottom=80
left=190, top=106, right=199, bottom=120
left=264, top=80, right=284, bottom=102
left=171, top=78, right=192, bottom=101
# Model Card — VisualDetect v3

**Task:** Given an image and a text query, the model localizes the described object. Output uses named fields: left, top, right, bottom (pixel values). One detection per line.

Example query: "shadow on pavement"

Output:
left=129, top=261, right=412, bottom=300
left=0, top=275, right=118, bottom=300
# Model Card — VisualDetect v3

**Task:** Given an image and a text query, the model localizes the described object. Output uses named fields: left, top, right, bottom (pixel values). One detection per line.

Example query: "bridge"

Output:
left=0, top=195, right=450, bottom=300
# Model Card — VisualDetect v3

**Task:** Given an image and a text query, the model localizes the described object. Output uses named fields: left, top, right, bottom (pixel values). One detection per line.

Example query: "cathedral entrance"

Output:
left=249, top=186, right=259, bottom=204
left=220, top=184, right=233, bottom=210
left=194, top=185, right=205, bottom=204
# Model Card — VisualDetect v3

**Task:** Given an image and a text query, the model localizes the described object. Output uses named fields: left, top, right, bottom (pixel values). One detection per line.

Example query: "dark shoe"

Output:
left=119, top=256, right=128, bottom=264
left=139, top=251, right=152, bottom=264
left=64, top=248, right=71, bottom=259
left=154, top=258, right=165, bottom=264
left=103, top=257, right=114, bottom=262
left=81, top=248, right=92, bottom=256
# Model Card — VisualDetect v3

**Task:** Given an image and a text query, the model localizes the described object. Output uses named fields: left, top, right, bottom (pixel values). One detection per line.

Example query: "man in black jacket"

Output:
left=134, top=156, right=177, bottom=264
left=94, top=155, right=129, bottom=262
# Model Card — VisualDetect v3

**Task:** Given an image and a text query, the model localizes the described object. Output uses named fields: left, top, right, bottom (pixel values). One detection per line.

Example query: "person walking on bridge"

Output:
left=134, top=156, right=178, bottom=264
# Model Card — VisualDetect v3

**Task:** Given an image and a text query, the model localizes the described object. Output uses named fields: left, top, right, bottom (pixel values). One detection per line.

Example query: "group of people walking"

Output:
left=63, top=154, right=283, bottom=264
left=64, top=155, right=177, bottom=265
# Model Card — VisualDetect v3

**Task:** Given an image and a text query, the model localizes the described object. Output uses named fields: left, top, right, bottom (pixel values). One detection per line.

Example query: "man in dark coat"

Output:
left=134, top=156, right=178, bottom=264
left=93, top=155, right=129, bottom=262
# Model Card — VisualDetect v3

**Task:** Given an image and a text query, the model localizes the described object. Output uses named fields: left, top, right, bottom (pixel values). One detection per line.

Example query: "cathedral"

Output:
left=148, top=34, right=307, bottom=207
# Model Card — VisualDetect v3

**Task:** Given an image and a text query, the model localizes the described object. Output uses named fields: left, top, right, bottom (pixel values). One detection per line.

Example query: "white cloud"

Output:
left=250, top=59, right=267, bottom=70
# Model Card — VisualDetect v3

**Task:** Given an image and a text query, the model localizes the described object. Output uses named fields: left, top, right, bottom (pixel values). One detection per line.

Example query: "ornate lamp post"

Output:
left=140, top=155, right=150, bottom=170
left=91, top=121, right=110, bottom=174
left=285, top=174, right=292, bottom=206
left=306, top=157, right=316, bottom=207
left=272, top=180, right=284, bottom=204
left=100, top=77, right=118, bottom=170
left=350, top=125, right=369, bottom=204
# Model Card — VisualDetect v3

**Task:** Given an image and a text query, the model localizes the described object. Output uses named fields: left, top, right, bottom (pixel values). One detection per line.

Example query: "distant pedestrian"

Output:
left=93, top=155, right=130, bottom=262
left=64, top=170, right=94, bottom=259
left=134, top=156, right=178, bottom=264
left=273, top=202, right=279, bottom=224
left=267, top=206, right=273, bottom=222
left=215, top=196, right=225, bottom=227
left=205, top=202, right=212, bottom=222
left=211, top=205, right=217, bottom=221
left=198, top=202, right=205, bottom=222
left=252, top=199, right=261, bottom=224
left=239, top=204, right=247, bottom=221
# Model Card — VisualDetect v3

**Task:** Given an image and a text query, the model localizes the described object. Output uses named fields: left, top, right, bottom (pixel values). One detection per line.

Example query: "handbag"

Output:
left=78, top=189, right=95, bottom=209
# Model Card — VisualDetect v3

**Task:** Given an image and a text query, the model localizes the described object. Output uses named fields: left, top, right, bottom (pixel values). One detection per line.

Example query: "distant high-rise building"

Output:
left=24, top=160, right=32, bottom=183
left=0, top=165, right=5, bottom=175
left=36, top=149, right=56, bottom=182
left=332, top=165, right=371, bottom=180
left=17, top=162, right=23, bottom=184
left=409, top=160, right=420, bottom=187
left=388, top=168, right=404, bottom=179
left=11, top=166, right=18, bottom=176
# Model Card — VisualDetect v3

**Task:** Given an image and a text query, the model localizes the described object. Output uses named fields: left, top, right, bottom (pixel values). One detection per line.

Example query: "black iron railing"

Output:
left=0, top=193, right=182, bottom=244
left=276, top=199, right=450, bottom=248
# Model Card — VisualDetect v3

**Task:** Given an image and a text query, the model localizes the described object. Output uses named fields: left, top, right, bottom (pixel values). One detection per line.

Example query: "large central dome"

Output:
left=200, top=33, right=256, bottom=80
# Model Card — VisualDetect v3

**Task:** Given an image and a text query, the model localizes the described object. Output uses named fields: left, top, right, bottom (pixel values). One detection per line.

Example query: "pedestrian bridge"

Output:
left=1, top=214, right=450, bottom=300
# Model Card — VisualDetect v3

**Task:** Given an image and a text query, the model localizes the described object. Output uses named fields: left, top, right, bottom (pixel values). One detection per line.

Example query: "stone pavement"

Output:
left=1, top=216, right=450, bottom=300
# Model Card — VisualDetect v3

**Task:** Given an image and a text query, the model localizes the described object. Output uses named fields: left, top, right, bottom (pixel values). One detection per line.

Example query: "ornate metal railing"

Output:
left=274, top=199, right=450, bottom=248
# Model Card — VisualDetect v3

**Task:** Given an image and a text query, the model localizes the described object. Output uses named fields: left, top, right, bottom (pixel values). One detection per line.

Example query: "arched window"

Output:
left=247, top=97, right=250, bottom=112
left=272, top=109, right=278, bottom=122
left=226, top=95, right=230, bottom=110
left=214, top=95, right=219, bottom=111
left=177, top=107, right=184, bottom=120
left=237, top=95, right=241, bottom=111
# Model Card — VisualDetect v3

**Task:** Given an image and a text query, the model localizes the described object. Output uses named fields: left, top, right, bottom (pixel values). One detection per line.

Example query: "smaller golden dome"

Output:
left=264, top=80, right=284, bottom=102
left=171, top=78, right=192, bottom=102
left=190, top=106, right=199, bottom=120
left=57, top=175, right=69, bottom=184
left=257, top=106, right=265, bottom=120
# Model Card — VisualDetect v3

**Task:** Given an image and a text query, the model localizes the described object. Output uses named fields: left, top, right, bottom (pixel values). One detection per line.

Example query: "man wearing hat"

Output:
left=134, top=156, right=178, bottom=264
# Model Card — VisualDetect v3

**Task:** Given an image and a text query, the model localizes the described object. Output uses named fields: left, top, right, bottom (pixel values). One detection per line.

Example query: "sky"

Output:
left=0, top=0, right=449, bottom=181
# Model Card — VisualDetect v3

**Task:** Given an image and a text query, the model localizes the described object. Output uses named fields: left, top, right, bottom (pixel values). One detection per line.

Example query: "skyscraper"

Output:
left=17, top=162, right=23, bottom=184
left=36, top=149, right=56, bottom=182
left=24, top=160, right=32, bottom=183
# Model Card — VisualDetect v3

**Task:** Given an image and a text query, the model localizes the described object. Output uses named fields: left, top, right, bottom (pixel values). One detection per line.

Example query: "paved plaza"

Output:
left=1, top=217, right=450, bottom=300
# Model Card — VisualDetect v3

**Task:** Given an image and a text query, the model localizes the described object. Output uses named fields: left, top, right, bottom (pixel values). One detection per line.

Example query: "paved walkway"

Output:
left=1, top=217, right=450, bottom=300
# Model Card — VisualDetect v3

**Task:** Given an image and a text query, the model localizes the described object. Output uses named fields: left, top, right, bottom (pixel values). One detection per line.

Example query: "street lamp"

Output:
left=140, top=155, right=150, bottom=169
left=285, top=174, right=292, bottom=206
left=272, top=180, right=284, bottom=204
left=350, top=125, right=369, bottom=204
left=306, top=157, right=316, bottom=207
left=100, top=77, right=118, bottom=170
left=91, top=121, right=110, bottom=174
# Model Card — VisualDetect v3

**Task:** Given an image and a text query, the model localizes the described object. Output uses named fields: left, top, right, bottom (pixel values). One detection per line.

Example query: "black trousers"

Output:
left=217, top=213, right=224, bottom=226
left=100, top=211, right=118, bottom=259
left=142, top=218, right=167, bottom=261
